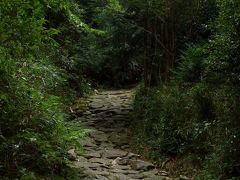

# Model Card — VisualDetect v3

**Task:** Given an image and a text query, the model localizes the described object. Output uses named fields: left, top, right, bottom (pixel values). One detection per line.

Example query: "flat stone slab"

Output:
left=130, top=160, right=155, bottom=171
left=89, top=158, right=111, bottom=165
left=84, top=151, right=102, bottom=159
left=111, top=164, right=131, bottom=170
left=89, top=103, right=104, bottom=109
left=79, top=137, right=97, bottom=148
left=103, top=149, right=128, bottom=159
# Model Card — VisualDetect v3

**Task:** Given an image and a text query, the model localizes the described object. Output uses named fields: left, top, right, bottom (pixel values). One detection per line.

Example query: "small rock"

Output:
left=67, top=149, right=77, bottom=161
left=77, top=156, right=88, bottom=163
left=111, top=157, right=121, bottom=166
left=158, top=170, right=168, bottom=176
left=121, top=145, right=130, bottom=150
left=127, top=152, right=140, bottom=159
left=130, top=160, right=155, bottom=171
left=111, top=157, right=129, bottom=166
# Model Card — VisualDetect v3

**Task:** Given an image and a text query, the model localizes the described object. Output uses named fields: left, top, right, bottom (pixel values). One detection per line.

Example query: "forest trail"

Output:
left=70, top=89, right=170, bottom=180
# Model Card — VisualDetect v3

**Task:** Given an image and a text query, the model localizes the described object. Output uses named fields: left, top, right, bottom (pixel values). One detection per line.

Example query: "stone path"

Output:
left=70, top=89, right=170, bottom=180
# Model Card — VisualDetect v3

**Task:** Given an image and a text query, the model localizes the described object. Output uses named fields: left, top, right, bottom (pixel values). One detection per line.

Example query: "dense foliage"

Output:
left=131, top=0, right=240, bottom=179
left=0, top=0, right=89, bottom=178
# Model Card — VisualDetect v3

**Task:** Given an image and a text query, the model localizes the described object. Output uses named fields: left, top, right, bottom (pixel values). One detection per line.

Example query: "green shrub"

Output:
left=132, top=48, right=240, bottom=179
left=132, top=83, right=213, bottom=157
left=174, top=44, right=208, bottom=84
left=0, top=0, right=86, bottom=178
